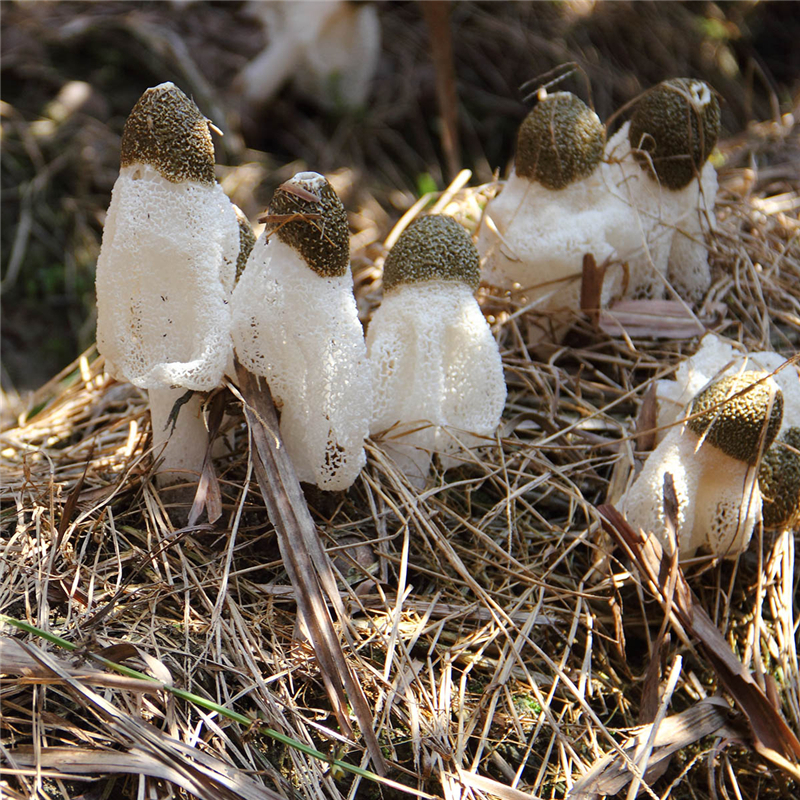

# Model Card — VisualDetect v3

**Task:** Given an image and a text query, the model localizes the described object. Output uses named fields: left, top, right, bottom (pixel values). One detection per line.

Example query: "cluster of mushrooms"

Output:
left=477, top=78, right=720, bottom=344
left=95, top=82, right=505, bottom=494
left=95, top=80, right=800, bottom=560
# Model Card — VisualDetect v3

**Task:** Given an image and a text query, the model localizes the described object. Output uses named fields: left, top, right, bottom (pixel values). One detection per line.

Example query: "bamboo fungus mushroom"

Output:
left=479, top=81, right=721, bottom=347
left=368, top=214, right=507, bottom=485
left=231, top=172, right=371, bottom=491
left=652, top=334, right=800, bottom=532
left=759, top=428, right=800, bottom=530
left=477, top=91, right=640, bottom=343
left=605, top=78, right=720, bottom=301
left=95, top=82, right=241, bottom=486
left=622, top=371, right=783, bottom=558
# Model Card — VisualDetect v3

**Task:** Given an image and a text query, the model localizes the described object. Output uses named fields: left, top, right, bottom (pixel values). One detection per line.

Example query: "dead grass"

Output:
left=2, top=112, right=799, bottom=799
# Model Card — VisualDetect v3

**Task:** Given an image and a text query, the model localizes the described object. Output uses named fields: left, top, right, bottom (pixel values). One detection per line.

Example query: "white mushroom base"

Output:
left=604, top=122, right=718, bottom=302
left=231, top=237, right=371, bottom=492
left=477, top=164, right=640, bottom=344
left=239, top=0, right=380, bottom=110
left=148, top=387, right=209, bottom=487
left=367, top=280, right=507, bottom=486
left=96, top=163, right=240, bottom=391
left=621, top=425, right=762, bottom=559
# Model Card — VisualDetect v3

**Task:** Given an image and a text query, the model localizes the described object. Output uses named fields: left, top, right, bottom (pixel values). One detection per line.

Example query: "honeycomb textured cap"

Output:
left=233, top=205, right=256, bottom=282
left=515, top=92, right=606, bottom=190
left=267, top=172, right=349, bottom=277
left=759, top=427, right=800, bottom=529
left=120, top=82, right=216, bottom=185
left=382, top=215, right=480, bottom=292
left=687, top=371, right=783, bottom=464
left=628, top=77, right=721, bottom=190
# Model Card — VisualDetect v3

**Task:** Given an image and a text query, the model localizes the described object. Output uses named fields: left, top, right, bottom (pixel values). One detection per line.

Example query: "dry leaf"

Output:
left=569, top=699, right=735, bottom=798
left=234, top=362, right=386, bottom=776
left=7, top=746, right=283, bottom=800
left=0, top=637, right=158, bottom=694
left=636, top=382, right=658, bottom=453
left=598, top=299, right=706, bottom=339
left=598, top=503, right=800, bottom=781
left=456, top=767, right=539, bottom=800
left=7, top=640, right=286, bottom=800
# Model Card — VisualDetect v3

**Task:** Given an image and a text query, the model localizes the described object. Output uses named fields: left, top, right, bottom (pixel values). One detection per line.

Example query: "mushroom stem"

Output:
left=148, top=387, right=209, bottom=487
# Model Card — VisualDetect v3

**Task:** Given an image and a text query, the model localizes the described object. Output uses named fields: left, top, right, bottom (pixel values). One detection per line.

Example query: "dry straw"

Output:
left=2, top=117, right=799, bottom=799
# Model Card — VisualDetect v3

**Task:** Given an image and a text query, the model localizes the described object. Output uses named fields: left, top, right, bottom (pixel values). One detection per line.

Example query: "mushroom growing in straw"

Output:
left=95, top=82, right=241, bottom=485
left=368, top=214, right=507, bottom=485
left=605, top=78, right=720, bottom=301
left=653, top=333, right=800, bottom=534
left=622, top=371, right=783, bottom=558
left=477, top=91, right=640, bottom=343
left=231, top=171, right=371, bottom=491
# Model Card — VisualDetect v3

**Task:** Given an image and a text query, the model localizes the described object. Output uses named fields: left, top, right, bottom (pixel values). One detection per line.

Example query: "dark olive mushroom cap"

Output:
left=759, top=427, right=800, bottom=529
left=233, top=205, right=256, bottom=282
left=687, top=371, right=783, bottom=464
left=121, top=82, right=216, bottom=186
left=628, top=78, right=721, bottom=190
left=266, top=172, right=350, bottom=278
left=382, top=215, right=480, bottom=292
left=515, top=92, right=606, bottom=190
